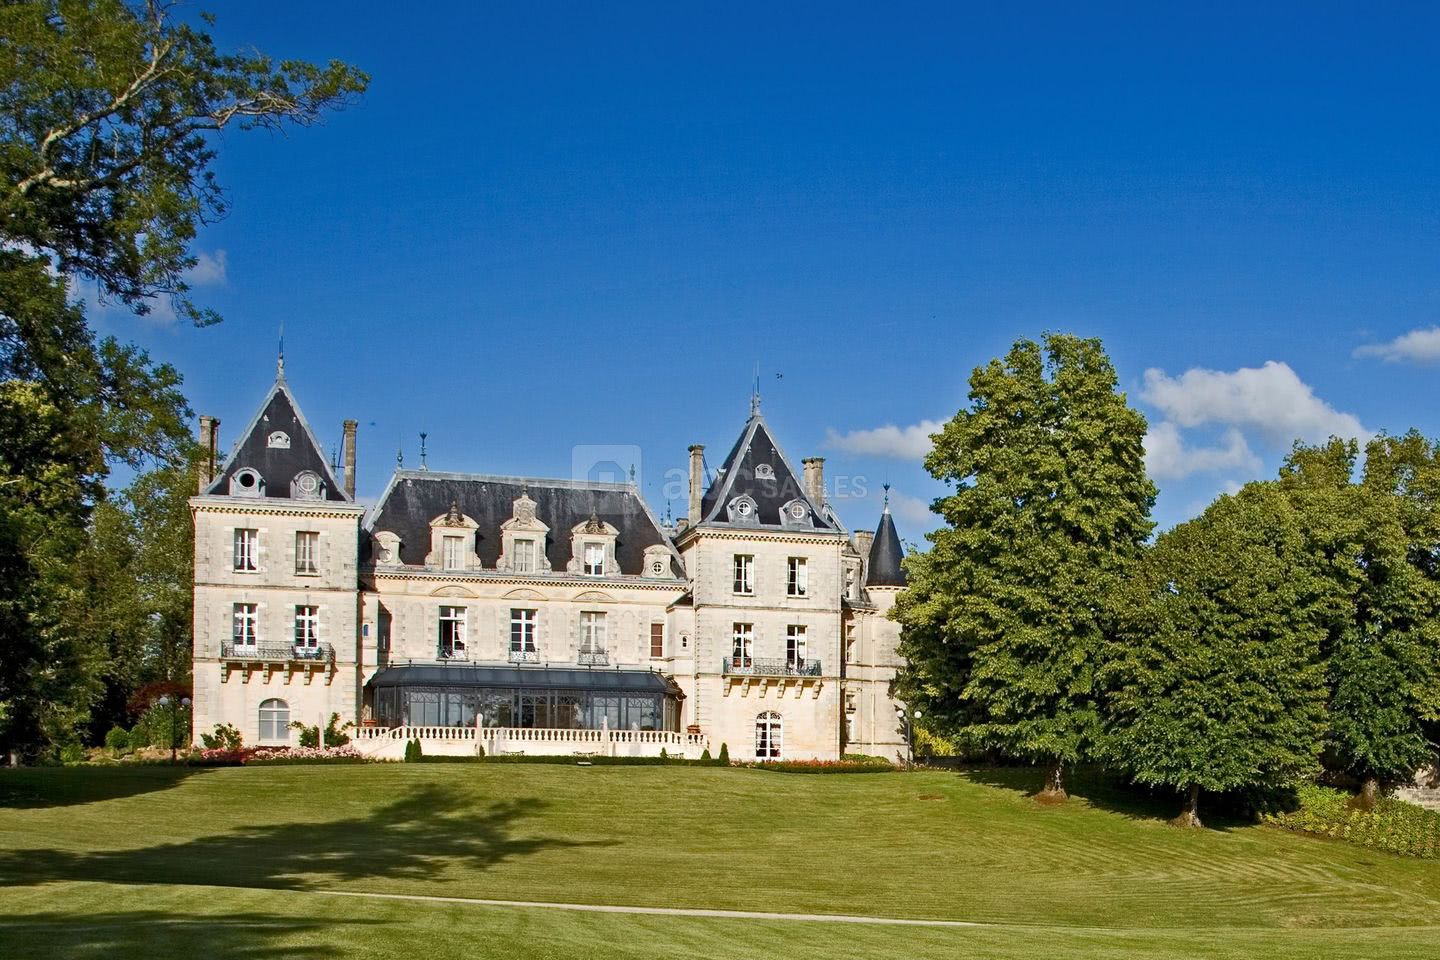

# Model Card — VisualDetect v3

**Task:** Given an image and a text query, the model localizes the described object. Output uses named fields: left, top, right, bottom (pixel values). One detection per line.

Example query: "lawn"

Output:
left=1, top=763, right=1437, bottom=958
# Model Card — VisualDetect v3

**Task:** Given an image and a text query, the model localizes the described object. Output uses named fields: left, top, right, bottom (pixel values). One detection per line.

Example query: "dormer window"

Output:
left=583, top=542, right=604, bottom=576
left=514, top=539, right=536, bottom=573
left=726, top=494, right=759, bottom=526
left=442, top=536, right=465, bottom=571
left=498, top=489, right=551, bottom=574
left=230, top=468, right=264, bottom=497
left=754, top=463, right=775, bottom=480
left=291, top=470, right=324, bottom=500
left=780, top=499, right=813, bottom=529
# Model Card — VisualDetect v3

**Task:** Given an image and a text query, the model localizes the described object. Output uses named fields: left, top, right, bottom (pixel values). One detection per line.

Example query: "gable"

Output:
left=698, top=417, right=836, bottom=530
left=204, top=380, right=349, bottom=502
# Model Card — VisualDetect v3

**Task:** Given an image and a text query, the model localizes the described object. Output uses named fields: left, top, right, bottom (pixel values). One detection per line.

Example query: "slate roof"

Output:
left=203, top=369, right=349, bottom=502
left=366, top=664, right=683, bottom=697
left=866, top=501, right=907, bottom=587
left=366, top=471, right=682, bottom=577
left=697, top=413, right=838, bottom=531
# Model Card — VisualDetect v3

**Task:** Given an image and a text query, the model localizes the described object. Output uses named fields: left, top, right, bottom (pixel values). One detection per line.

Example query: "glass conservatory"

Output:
left=366, top=664, right=682, bottom=732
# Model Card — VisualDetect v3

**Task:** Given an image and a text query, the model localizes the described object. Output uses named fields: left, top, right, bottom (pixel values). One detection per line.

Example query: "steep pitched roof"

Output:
left=697, top=412, right=838, bottom=531
left=203, top=368, right=349, bottom=502
left=365, top=471, right=682, bottom=577
left=866, top=499, right=907, bottom=587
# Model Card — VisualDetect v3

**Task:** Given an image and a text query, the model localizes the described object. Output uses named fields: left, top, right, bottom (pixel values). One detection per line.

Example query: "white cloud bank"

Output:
left=825, top=419, right=943, bottom=460
left=885, top=489, right=936, bottom=528
left=1353, top=326, right=1440, bottom=365
left=1144, top=422, right=1261, bottom=481
left=1140, top=361, right=1368, bottom=448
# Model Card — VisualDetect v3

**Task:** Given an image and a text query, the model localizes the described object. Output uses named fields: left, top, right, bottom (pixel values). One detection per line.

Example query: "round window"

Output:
left=789, top=503, right=806, bottom=519
left=737, top=501, right=752, bottom=516
left=297, top=473, right=319, bottom=494
left=237, top=472, right=256, bottom=488
left=651, top=560, right=664, bottom=574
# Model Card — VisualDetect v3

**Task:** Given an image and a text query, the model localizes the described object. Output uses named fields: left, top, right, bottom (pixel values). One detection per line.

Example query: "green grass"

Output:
left=1, top=764, right=1438, bottom=958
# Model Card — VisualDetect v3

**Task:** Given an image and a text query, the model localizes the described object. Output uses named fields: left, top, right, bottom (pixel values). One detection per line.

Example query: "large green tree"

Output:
left=1101, top=485, right=1330, bottom=827
left=894, top=334, right=1155, bottom=798
left=1277, top=435, right=1440, bottom=806
left=0, top=1, right=366, bottom=758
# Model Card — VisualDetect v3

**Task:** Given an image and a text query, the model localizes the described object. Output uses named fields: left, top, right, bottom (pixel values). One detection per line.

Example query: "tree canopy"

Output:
left=894, top=334, right=1155, bottom=796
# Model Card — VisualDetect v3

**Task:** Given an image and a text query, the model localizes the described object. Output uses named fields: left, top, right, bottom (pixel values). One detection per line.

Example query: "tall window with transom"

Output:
left=732, top=554, right=754, bottom=595
left=294, top=605, right=319, bottom=650
left=510, top=608, right=537, bottom=659
left=580, top=611, right=607, bottom=654
left=295, top=531, right=318, bottom=575
left=438, top=605, right=467, bottom=659
left=233, top=529, right=258, bottom=572
left=755, top=711, right=782, bottom=760
left=731, top=622, right=753, bottom=669
left=786, top=625, right=807, bottom=670
left=232, top=602, right=258, bottom=648
left=786, top=557, right=808, bottom=597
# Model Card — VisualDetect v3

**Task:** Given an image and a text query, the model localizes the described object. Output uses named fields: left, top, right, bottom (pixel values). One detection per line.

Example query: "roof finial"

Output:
left=419, top=431, right=428, bottom=471
left=396, top=439, right=404, bottom=470
left=883, top=482, right=891, bottom=513
left=276, top=318, right=286, bottom=379
left=750, top=362, right=761, bottom=417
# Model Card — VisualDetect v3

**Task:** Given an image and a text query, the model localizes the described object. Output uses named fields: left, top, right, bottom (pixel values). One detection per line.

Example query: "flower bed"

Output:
left=194, top=745, right=367, bottom=766
left=747, top=757, right=897, bottom=774
left=1263, top=784, right=1440, bottom=859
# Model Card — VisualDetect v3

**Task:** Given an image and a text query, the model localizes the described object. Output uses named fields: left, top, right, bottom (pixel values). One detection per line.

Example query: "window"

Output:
left=514, top=539, right=536, bottom=573
left=233, top=528, right=258, bottom=572
left=650, top=622, right=664, bottom=659
left=583, top=542, right=604, bottom=576
left=786, top=557, right=808, bottom=597
left=439, top=605, right=467, bottom=659
left=733, top=554, right=754, bottom=595
left=755, top=711, right=782, bottom=760
left=258, top=699, right=289, bottom=742
left=845, top=624, right=857, bottom=664
left=442, top=535, right=465, bottom=571
left=295, top=531, right=318, bottom=575
left=232, top=603, right=258, bottom=648
left=294, top=605, right=319, bottom=649
left=731, top=622, right=753, bottom=668
left=786, top=625, right=807, bottom=670
left=580, top=611, right=607, bottom=653
left=510, top=609, right=537, bottom=652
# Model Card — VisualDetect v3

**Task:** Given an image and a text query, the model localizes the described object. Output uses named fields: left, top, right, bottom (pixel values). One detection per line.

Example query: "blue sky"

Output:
left=94, top=2, right=1440, bottom=545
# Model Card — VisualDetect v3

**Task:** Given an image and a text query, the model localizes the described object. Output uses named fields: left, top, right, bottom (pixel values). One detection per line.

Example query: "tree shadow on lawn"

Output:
left=0, top=783, right=611, bottom=891
left=952, top=764, right=1255, bottom=831
left=0, top=910, right=382, bottom=959
left=0, top=765, right=214, bottom=809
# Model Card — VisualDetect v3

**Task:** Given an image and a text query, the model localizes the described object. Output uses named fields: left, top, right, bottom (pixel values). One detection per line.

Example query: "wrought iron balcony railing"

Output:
left=439, top=646, right=469, bottom=662
left=221, top=641, right=334, bottom=665
left=722, top=656, right=821, bottom=677
left=508, top=649, right=540, bottom=664
left=577, top=650, right=609, bottom=666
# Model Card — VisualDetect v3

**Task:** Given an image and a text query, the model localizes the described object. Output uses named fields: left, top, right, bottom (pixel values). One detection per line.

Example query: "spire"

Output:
left=276, top=318, right=286, bottom=380
left=750, top=363, right=761, bottom=418
left=867, top=493, right=907, bottom=587
left=419, top=431, right=428, bottom=471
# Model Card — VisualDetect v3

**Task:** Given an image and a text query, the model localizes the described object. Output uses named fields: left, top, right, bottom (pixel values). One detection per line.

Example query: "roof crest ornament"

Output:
left=750, top=363, right=762, bottom=418
left=444, top=500, right=465, bottom=526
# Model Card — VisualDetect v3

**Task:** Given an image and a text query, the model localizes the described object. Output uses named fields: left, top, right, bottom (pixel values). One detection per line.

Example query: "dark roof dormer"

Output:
left=697, top=409, right=837, bottom=531
left=866, top=494, right=907, bottom=587
left=202, top=365, right=350, bottom=503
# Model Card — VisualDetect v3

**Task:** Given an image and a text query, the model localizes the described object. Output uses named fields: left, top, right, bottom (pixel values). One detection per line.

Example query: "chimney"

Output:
left=197, top=416, right=220, bottom=493
left=688, top=445, right=705, bottom=523
left=802, top=457, right=825, bottom=505
left=342, top=419, right=358, bottom=499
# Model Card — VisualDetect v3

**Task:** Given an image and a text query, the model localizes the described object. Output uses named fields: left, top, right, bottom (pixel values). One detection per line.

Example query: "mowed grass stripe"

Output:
left=1, top=764, right=1438, bottom=931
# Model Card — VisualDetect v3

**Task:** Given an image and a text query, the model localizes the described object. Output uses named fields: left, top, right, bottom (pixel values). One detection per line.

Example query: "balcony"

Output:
left=721, top=656, right=823, bottom=700
left=508, top=649, right=540, bottom=664
left=220, top=642, right=335, bottom=683
left=722, top=657, right=821, bottom=677
left=439, top=645, right=469, bottom=662
left=577, top=650, right=609, bottom=666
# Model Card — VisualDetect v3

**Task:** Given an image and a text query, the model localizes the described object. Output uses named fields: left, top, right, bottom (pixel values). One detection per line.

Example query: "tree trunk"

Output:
left=1349, top=777, right=1381, bottom=812
left=1036, top=759, right=1067, bottom=804
left=1171, top=783, right=1203, bottom=828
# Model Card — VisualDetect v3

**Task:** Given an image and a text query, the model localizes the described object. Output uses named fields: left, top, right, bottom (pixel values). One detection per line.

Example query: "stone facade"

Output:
left=190, top=365, right=910, bottom=762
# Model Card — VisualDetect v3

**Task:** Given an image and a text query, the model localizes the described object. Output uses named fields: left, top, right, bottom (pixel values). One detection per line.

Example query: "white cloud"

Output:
left=885, top=489, right=936, bottom=528
left=1353, top=326, right=1440, bottom=365
left=825, top=419, right=943, bottom=460
left=1140, top=361, right=1368, bottom=447
left=1144, top=422, right=1261, bottom=481
left=187, top=249, right=228, bottom=287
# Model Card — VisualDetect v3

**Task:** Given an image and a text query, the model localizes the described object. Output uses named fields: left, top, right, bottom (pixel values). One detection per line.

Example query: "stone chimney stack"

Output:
left=854, top=530, right=874, bottom=580
left=688, top=445, right=705, bottom=523
left=802, top=457, right=825, bottom=505
left=342, top=420, right=358, bottom=500
left=197, top=415, right=220, bottom=493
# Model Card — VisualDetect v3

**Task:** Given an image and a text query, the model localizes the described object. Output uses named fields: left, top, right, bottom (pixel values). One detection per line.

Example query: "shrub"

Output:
left=404, top=739, right=423, bottom=763
left=1263, top=784, right=1440, bottom=859
left=700, top=748, right=712, bottom=764
left=58, top=743, right=85, bottom=765
left=132, top=700, right=191, bottom=750
left=104, top=727, right=130, bottom=752
left=659, top=747, right=668, bottom=760
left=199, top=723, right=243, bottom=751
left=290, top=713, right=353, bottom=749
left=717, top=742, right=729, bottom=765
left=750, top=758, right=896, bottom=774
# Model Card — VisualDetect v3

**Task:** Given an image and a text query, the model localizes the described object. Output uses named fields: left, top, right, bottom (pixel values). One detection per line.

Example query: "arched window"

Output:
left=230, top=467, right=265, bottom=497
left=259, top=699, right=290, bottom=742
left=755, top=711, right=782, bottom=761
